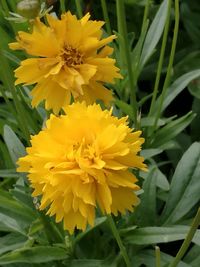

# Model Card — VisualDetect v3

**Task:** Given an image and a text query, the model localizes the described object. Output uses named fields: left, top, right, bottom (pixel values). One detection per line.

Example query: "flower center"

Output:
left=62, top=45, right=83, bottom=67
left=68, top=140, right=103, bottom=169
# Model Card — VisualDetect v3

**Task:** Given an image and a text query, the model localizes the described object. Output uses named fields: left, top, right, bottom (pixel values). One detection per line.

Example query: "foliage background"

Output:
left=0, top=0, right=200, bottom=266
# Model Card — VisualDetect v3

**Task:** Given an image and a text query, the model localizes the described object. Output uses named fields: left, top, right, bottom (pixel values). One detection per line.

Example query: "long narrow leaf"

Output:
left=161, top=142, right=200, bottom=224
left=139, top=0, right=169, bottom=69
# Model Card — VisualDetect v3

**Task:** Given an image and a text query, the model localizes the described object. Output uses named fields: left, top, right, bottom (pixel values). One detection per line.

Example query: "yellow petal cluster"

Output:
left=9, top=12, right=122, bottom=113
left=17, top=102, right=146, bottom=234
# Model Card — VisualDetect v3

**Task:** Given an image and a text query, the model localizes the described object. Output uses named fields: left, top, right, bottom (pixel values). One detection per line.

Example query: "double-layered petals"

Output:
left=10, top=12, right=122, bottom=113
left=17, top=102, right=146, bottom=233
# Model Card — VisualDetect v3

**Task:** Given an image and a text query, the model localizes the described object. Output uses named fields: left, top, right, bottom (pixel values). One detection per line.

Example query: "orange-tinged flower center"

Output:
left=61, top=45, right=83, bottom=67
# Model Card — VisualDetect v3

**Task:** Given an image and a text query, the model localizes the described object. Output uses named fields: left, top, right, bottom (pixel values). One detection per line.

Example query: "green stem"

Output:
left=116, top=0, right=137, bottom=125
left=155, top=246, right=161, bottom=267
left=169, top=207, right=200, bottom=267
left=75, top=0, right=83, bottom=18
left=116, top=0, right=125, bottom=68
left=148, top=0, right=172, bottom=117
left=59, top=0, right=66, bottom=13
left=141, top=0, right=151, bottom=33
left=152, top=0, right=179, bottom=132
left=100, top=0, right=112, bottom=35
left=107, top=215, right=131, bottom=267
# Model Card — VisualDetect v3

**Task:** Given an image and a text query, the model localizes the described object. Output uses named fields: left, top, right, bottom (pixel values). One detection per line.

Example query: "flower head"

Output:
left=17, top=102, right=146, bottom=233
left=9, top=12, right=122, bottom=113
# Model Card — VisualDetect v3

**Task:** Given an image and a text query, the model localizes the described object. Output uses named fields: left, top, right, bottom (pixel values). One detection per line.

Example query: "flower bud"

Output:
left=17, top=0, right=40, bottom=19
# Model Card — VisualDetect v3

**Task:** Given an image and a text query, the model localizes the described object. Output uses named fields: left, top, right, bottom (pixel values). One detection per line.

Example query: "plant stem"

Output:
left=152, top=0, right=179, bottom=132
left=116, top=0, right=137, bottom=125
left=141, top=0, right=151, bottom=33
left=107, top=215, right=131, bottom=267
left=155, top=246, right=161, bottom=267
left=100, top=0, right=112, bottom=35
left=116, top=0, right=126, bottom=68
left=59, top=0, right=66, bottom=13
left=148, top=0, right=172, bottom=117
left=75, top=0, right=83, bottom=18
left=169, top=207, right=200, bottom=267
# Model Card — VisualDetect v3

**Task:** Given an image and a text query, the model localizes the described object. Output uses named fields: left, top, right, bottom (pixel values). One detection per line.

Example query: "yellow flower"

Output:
left=9, top=12, right=122, bottom=113
left=17, top=102, right=146, bottom=234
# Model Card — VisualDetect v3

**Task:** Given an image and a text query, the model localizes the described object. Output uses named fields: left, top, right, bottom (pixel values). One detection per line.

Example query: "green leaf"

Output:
left=134, top=249, right=190, bottom=267
left=10, top=177, right=35, bottom=210
left=0, top=26, right=12, bottom=49
left=123, top=226, right=200, bottom=246
left=184, top=244, right=200, bottom=264
left=138, top=92, right=153, bottom=107
left=0, top=189, right=36, bottom=227
left=158, top=140, right=180, bottom=151
left=10, top=186, right=35, bottom=211
left=188, top=77, right=200, bottom=99
left=75, top=217, right=107, bottom=244
left=0, top=139, right=13, bottom=169
left=191, top=98, right=200, bottom=141
left=114, top=99, right=134, bottom=120
left=66, top=257, right=118, bottom=267
left=132, top=18, right=149, bottom=75
left=3, top=50, right=20, bottom=65
left=140, top=166, right=170, bottom=191
left=134, top=169, right=157, bottom=226
left=67, top=260, right=107, bottom=267
left=0, top=213, right=26, bottom=235
left=28, top=219, right=43, bottom=236
left=0, top=246, right=69, bottom=264
left=3, top=125, right=26, bottom=165
left=174, top=51, right=200, bottom=78
left=67, top=259, right=103, bottom=267
left=189, top=255, right=200, bottom=267
left=0, top=169, right=19, bottom=178
left=124, top=0, right=146, bottom=6
left=161, top=142, right=200, bottom=224
left=151, top=111, right=196, bottom=148
left=141, top=148, right=163, bottom=159
left=157, top=69, right=200, bottom=113
left=154, top=168, right=170, bottom=191
left=141, top=117, right=165, bottom=127
left=139, top=0, right=168, bottom=69
left=0, top=233, right=27, bottom=255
